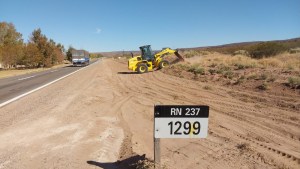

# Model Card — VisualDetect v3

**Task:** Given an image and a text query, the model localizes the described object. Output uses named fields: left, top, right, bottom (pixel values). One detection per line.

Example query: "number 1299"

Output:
left=168, top=121, right=201, bottom=135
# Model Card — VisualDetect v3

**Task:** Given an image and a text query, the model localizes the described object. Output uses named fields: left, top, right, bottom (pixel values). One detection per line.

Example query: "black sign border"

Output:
left=154, top=105, right=209, bottom=118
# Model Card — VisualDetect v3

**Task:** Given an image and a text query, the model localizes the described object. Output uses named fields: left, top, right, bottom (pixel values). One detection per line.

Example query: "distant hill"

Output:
left=93, top=37, right=300, bottom=57
left=181, top=37, right=300, bottom=54
left=94, top=51, right=140, bottom=57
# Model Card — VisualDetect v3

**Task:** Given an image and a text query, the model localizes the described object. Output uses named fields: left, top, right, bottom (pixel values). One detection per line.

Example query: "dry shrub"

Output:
left=190, top=52, right=299, bottom=70
left=174, top=52, right=299, bottom=80
left=188, top=64, right=205, bottom=75
left=274, top=53, right=300, bottom=70
left=255, top=52, right=300, bottom=69
left=236, top=143, right=249, bottom=150
left=247, top=73, right=258, bottom=80
left=230, top=55, right=257, bottom=69
left=198, top=50, right=211, bottom=55
left=257, top=82, right=269, bottom=90
left=258, top=58, right=282, bottom=68
left=203, top=85, right=212, bottom=90
left=135, top=159, right=155, bottom=169
left=197, top=53, right=231, bottom=67
left=175, top=63, right=190, bottom=71
left=288, top=76, right=300, bottom=88
left=248, top=42, right=287, bottom=58
left=194, top=53, right=256, bottom=69
left=183, top=50, right=199, bottom=58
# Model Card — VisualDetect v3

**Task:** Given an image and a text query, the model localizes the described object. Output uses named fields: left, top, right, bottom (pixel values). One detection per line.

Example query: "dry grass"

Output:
left=260, top=52, right=300, bottom=70
left=288, top=76, right=300, bottom=88
left=0, top=63, right=71, bottom=79
left=182, top=50, right=211, bottom=58
left=167, top=51, right=300, bottom=92
left=184, top=52, right=300, bottom=70
left=0, top=68, right=47, bottom=79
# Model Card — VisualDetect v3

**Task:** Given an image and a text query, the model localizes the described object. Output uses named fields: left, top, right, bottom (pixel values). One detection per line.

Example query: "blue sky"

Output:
left=0, top=0, right=299, bottom=52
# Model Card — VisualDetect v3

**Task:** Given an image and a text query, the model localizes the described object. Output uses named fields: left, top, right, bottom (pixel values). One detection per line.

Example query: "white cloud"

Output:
left=96, top=28, right=102, bottom=34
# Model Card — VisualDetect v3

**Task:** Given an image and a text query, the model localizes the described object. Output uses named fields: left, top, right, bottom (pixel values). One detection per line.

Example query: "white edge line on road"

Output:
left=0, top=60, right=100, bottom=108
left=18, top=75, right=36, bottom=81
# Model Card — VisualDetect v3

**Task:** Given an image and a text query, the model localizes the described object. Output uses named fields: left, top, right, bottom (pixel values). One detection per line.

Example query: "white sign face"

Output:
left=154, top=105, right=209, bottom=138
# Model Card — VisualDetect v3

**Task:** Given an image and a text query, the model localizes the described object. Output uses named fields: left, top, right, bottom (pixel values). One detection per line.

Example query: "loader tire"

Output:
left=159, top=60, right=169, bottom=69
left=137, top=63, right=148, bottom=73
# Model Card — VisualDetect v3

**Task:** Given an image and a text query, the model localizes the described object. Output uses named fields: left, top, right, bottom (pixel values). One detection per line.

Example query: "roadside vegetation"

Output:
left=166, top=52, right=299, bottom=84
left=179, top=51, right=299, bottom=70
left=89, top=53, right=104, bottom=59
left=0, top=22, right=65, bottom=69
left=163, top=41, right=300, bottom=101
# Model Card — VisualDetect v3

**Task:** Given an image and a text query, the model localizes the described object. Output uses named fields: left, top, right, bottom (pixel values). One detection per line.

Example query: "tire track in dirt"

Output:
left=208, top=126, right=300, bottom=168
left=144, top=75, right=298, bottom=145
left=2, top=58, right=297, bottom=169
left=148, top=70, right=300, bottom=144
left=236, top=134, right=300, bottom=164
left=110, top=59, right=300, bottom=169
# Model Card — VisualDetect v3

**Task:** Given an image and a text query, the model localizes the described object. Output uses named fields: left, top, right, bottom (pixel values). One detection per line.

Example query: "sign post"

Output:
left=154, top=137, right=161, bottom=169
left=154, top=105, right=209, bottom=168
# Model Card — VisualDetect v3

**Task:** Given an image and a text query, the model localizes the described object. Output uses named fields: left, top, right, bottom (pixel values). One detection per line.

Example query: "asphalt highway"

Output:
left=0, top=60, right=97, bottom=105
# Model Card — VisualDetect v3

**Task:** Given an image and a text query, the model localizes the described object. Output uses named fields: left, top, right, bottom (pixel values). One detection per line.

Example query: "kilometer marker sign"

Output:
left=154, top=105, right=209, bottom=138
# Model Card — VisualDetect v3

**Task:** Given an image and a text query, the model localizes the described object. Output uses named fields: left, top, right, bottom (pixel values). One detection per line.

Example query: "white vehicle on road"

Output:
left=72, top=50, right=90, bottom=66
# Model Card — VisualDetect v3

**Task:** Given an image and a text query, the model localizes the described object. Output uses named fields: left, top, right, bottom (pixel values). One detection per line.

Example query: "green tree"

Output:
left=0, top=22, right=23, bottom=45
left=0, top=22, right=24, bottom=68
left=30, top=28, right=49, bottom=66
left=66, top=46, right=75, bottom=61
left=23, top=43, right=43, bottom=68
left=1, top=44, right=23, bottom=68
left=30, top=28, right=64, bottom=67
left=0, top=23, right=65, bottom=69
left=56, top=43, right=65, bottom=53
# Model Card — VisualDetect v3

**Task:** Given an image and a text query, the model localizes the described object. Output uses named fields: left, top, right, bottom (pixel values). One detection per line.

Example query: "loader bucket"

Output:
left=174, top=51, right=184, bottom=61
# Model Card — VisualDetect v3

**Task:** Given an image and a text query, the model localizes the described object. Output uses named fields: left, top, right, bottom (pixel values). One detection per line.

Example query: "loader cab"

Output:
left=140, top=45, right=154, bottom=61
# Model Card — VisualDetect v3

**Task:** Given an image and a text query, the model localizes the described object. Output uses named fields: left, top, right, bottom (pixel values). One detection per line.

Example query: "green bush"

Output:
left=223, top=71, right=234, bottom=79
left=234, top=75, right=246, bottom=85
left=216, top=65, right=231, bottom=74
left=267, top=75, right=276, bottom=82
left=236, top=63, right=246, bottom=70
left=234, top=62, right=256, bottom=69
left=184, top=50, right=198, bottom=58
left=288, top=76, right=300, bottom=88
left=247, top=74, right=258, bottom=80
left=209, top=63, right=218, bottom=67
left=208, top=69, right=216, bottom=74
left=257, top=82, right=269, bottom=90
left=176, top=63, right=190, bottom=70
left=259, top=73, right=268, bottom=80
left=188, top=64, right=205, bottom=75
left=248, top=42, right=287, bottom=59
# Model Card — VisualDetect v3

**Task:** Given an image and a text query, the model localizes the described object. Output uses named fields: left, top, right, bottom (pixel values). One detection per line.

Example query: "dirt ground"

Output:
left=0, top=59, right=299, bottom=169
